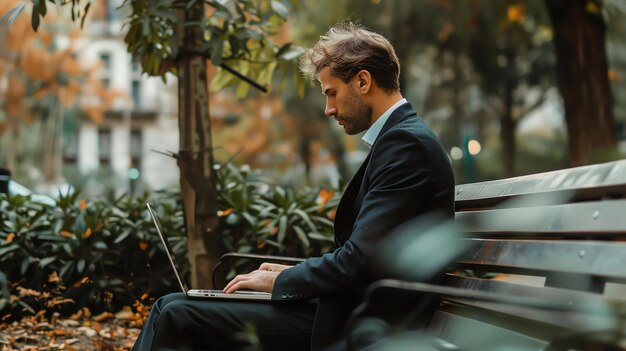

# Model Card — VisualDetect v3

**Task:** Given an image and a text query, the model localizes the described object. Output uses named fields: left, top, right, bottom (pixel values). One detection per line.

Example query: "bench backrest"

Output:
left=429, top=159, right=626, bottom=349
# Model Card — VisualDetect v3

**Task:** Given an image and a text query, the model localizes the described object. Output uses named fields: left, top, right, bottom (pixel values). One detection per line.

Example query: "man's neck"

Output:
left=369, top=91, right=404, bottom=125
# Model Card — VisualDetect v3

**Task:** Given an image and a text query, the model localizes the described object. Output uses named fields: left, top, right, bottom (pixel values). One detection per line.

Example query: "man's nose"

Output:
left=325, top=104, right=337, bottom=118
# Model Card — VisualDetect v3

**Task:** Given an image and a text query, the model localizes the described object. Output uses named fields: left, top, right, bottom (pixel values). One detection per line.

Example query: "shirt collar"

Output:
left=361, top=98, right=407, bottom=148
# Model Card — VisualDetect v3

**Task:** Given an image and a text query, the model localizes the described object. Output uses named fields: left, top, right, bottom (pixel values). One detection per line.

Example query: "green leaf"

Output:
left=236, top=80, right=250, bottom=98
left=210, top=1, right=232, bottom=20
left=308, top=233, right=334, bottom=242
left=77, top=259, right=85, bottom=273
left=31, top=5, right=41, bottom=32
left=141, top=15, right=151, bottom=36
left=210, top=40, right=224, bottom=66
left=21, top=256, right=32, bottom=274
left=271, top=0, right=289, bottom=20
left=80, top=2, right=90, bottom=28
left=0, top=244, right=19, bottom=256
left=293, top=226, right=310, bottom=249
left=114, top=230, right=131, bottom=244
left=60, top=261, right=74, bottom=279
left=293, top=209, right=317, bottom=233
left=39, top=256, right=56, bottom=267
left=0, top=3, right=27, bottom=27
left=277, top=215, right=287, bottom=244
left=93, top=241, right=107, bottom=250
left=38, top=0, right=47, bottom=17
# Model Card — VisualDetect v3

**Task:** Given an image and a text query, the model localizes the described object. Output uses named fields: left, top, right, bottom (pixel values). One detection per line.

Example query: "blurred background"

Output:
left=1, top=0, right=625, bottom=198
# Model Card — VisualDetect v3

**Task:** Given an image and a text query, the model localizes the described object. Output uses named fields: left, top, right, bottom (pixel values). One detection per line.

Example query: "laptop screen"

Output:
left=146, top=203, right=189, bottom=294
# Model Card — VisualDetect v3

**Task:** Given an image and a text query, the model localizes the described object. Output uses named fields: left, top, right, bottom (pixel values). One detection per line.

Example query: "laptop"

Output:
left=146, top=203, right=271, bottom=301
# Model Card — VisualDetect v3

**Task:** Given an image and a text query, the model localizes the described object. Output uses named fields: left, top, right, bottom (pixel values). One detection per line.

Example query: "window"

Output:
left=131, top=80, right=141, bottom=109
left=62, top=128, right=79, bottom=164
left=100, top=53, right=112, bottom=88
left=98, top=128, right=112, bottom=166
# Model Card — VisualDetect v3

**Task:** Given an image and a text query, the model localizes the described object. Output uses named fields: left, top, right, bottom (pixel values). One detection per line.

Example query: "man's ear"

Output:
left=356, top=70, right=372, bottom=94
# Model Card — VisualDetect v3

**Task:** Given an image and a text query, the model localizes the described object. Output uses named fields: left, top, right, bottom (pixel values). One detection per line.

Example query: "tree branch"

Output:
left=177, top=49, right=268, bottom=93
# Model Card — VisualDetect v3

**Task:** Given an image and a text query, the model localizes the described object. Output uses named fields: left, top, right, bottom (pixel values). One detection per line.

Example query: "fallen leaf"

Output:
left=48, top=271, right=60, bottom=284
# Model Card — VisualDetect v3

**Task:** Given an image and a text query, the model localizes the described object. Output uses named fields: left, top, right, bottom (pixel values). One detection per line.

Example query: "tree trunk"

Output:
left=176, top=1, right=221, bottom=289
left=546, top=0, right=616, bottom=166
left=501, top=50, right=517, bottom=178
left=41, top=103, right=63, bottom=183
left=6, top=119, right=17, bottom=172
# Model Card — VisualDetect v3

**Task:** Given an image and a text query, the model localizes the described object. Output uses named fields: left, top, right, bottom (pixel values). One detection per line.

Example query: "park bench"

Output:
left=213, top=159, right=626, bottom=350
left=356, top=158, right=626, bottom=350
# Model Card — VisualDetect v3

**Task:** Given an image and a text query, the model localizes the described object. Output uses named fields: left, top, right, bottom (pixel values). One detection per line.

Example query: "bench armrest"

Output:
left=348, top=279, right=626, bottom=350
left=211, top=252, right=305, bottom=289
left=353, top=279, right=622, bottom=318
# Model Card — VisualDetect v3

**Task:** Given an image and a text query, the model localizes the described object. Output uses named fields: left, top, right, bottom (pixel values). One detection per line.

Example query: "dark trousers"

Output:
left=131, top=293, right=316, bottom=351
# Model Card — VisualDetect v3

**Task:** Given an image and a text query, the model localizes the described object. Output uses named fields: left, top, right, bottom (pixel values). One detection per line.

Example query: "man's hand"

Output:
left=259, top=262, right=292, bottom=273
left=223, top=262, right=293, bottom=294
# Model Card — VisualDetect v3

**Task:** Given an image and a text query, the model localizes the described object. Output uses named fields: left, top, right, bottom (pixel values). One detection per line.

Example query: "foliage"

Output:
left=2, top=0, right=307, bottom=97
left=0, top=190, right=186, bottom=321
left=0, top=0, right=117, bottom=180
left=0, top=163, right=339, bottom=321
left=215, top=162, right=339, bottom=279
left=217, top=163, right=339, bottom=258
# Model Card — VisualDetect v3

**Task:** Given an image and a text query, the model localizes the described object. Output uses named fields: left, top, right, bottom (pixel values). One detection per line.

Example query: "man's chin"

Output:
left=344, top=125, right=367, bottom=135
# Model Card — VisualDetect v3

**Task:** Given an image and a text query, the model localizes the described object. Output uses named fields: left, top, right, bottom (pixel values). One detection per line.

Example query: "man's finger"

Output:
left=224, top=281, right=247, bottom=294
left=223, top=273, right=249, bottom=292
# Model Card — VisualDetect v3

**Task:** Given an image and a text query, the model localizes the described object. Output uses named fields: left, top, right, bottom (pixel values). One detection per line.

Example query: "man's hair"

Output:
left=299, top=22, right=401, bottom=93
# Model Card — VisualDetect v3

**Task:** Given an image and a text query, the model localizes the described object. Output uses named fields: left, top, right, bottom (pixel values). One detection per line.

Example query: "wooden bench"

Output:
left=213, top=159, right=626, bottom=349
left=354, top=159, right=626, bottom=350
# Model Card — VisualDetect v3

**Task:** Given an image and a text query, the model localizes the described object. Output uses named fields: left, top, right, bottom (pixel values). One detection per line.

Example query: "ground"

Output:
left=0, top=308, right=142, bottom=351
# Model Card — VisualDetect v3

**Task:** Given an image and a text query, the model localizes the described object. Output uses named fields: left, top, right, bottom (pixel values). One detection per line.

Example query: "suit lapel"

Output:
left=334, top=151, right=370, bottom=244
left=333, top=102, right=418, bottom=245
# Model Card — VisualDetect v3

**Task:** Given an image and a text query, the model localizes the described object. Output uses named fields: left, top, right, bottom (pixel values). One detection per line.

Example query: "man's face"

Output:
left=319, top=67, right=372, bottom=135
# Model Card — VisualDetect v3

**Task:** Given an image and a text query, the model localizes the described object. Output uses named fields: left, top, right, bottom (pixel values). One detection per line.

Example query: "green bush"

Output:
left=0, top=163, right=340, bottom=320
left=217, top=163, right=339, bottom=258
left=0, top=190, right=186, bottom=320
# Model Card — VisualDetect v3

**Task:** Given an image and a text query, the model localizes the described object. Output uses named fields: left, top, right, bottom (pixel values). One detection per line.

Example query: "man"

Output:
left=132, top=23, right=454, bottom=351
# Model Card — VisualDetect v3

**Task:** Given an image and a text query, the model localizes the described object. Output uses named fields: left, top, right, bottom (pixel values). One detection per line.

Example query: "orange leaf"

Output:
left=317, top=188, right=334, bottom=207
left=93, top=311, right=114, bottom=322
left=139, top=241, right=149, bottom=251
left=507, top=5, right=525, bottom=24
left=256, top=240, right=266, bottom=249
left=49, top=271, right=60, bottom=283
left=84, top=228, right=92, bottom=239
left=80, top=199, right=87, bottom=210
left=5, top=233, right=15, bottom=244
left=327, top=208, right=336, bottom=221
left=141, top=293, right=149, bottom=301
left=60, top=230, right=73, bottom=238
left=269, top=227, right=278, bottom=236
left=218, top=208, right=233, bottom=217
left=586, top=0, right=600, bottom=14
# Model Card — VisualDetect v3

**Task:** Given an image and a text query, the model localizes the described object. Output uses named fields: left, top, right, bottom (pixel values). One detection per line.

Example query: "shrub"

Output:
left=0, top=190, right=186, bottom=320
left=0, top=163, right=340, bottom=320
left=217, top=163, right=339, bottom=258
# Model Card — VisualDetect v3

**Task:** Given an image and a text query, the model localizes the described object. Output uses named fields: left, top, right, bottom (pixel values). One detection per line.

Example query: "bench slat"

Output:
left=441, top=275, right=624, bottom=330
left=455, top=160, right=626, bottom=209
left=428, top=309, right=549, bottom=350
left=457, top=199, right=626, bottom=234
left=456, top=239, right=626, bottom=281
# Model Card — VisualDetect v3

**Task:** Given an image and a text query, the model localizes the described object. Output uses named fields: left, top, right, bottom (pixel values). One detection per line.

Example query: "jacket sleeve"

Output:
left=272, top=128, right=442, bottom=301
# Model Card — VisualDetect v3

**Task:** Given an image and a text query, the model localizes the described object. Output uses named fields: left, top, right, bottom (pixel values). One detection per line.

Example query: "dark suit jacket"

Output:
left=272, top=102, right=455, bottom=350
